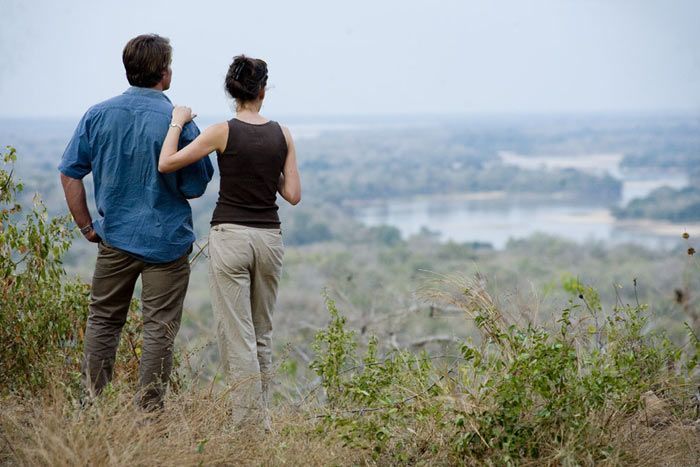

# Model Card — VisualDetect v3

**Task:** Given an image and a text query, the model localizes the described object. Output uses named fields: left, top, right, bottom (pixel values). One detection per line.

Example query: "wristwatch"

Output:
left=169, top=122, right=183, bottom=131
left=79, top=222, right=93, bottom=235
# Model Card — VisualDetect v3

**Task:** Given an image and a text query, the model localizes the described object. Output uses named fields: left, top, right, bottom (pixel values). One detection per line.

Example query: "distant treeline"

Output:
left=297, top=128, right=622, bottom=204
left=614, top=186, right=700, bottom=222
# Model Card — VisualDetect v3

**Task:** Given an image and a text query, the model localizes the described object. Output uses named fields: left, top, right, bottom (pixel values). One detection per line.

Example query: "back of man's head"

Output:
left=122, top=34, right=172, bottom=88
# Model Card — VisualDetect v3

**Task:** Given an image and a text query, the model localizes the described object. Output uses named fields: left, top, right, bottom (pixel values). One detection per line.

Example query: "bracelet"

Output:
left=169, top=122, right=183, bottom=131
left=79, top=222, right=93, bottom=235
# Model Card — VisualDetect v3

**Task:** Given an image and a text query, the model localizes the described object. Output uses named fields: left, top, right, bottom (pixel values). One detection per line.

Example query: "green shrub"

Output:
left=310, top=293, right=357, bottom=405
left=0, top=146, right=90, bottom=393
left=310, top=298, right=439, bottom=461
left=310, top=276, right=694, bottom=464
left=0, top=147, right=147, bottom=395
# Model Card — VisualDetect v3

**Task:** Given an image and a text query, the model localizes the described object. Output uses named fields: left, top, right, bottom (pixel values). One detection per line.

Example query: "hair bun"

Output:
left=225, top=55, right=268, bottom=102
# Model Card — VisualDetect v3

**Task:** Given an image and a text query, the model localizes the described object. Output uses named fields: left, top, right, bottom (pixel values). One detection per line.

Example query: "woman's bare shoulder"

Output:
left=202, top=122, right=230, bottom=153
left=206, top=121, right=230, bottom=134
left=277, top=123, right=293, bottom=141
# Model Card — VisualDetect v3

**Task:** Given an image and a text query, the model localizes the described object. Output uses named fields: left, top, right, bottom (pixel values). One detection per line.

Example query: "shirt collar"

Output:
left=124, top=86, right=172, bottom=103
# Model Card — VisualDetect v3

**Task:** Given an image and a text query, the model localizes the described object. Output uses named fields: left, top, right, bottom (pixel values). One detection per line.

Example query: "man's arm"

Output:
left=58, top=111, right=99, bottom=242
left=60, top=173, right=99, bottom=243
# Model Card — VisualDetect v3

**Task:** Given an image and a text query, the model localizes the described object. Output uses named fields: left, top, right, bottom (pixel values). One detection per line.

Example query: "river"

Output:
left=354, top=152, right=695, bottom=250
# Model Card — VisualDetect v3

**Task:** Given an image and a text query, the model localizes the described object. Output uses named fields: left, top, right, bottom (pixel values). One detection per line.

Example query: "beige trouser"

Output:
left=208, top=224, right=284, bottom=425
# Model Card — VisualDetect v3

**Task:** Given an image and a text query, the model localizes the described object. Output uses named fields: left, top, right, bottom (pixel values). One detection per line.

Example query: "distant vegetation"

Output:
left=614, top=186, right=700, bottom=222
left=621, top=146, right=699, bottom=173
left=298, top=127, right=622, bottom=203
left=615, top=116, right=699, bottom=223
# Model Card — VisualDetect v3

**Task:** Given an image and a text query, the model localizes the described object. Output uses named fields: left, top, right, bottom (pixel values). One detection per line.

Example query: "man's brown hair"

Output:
left=122, top=34, right=172, bottom=88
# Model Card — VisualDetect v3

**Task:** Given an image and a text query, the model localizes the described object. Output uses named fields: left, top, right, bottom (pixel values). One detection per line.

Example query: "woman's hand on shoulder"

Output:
left=172, top=106, right=196, bottom=127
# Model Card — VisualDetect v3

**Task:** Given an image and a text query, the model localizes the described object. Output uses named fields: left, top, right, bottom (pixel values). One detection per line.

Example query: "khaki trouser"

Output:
left=208, top=224, right=284, bottom=426
left=83, top=241, right=190, bottom=410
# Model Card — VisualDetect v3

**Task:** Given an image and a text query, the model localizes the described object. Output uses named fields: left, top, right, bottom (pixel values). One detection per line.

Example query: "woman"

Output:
left=158, top=55, right=301, bottom=429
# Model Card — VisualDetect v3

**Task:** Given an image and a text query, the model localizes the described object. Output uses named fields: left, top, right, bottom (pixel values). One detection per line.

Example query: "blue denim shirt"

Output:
left=58, top=87, right=214, bottom=263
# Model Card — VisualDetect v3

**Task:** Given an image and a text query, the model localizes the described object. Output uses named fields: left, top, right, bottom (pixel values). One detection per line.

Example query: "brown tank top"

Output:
left=210, top=118, right=288, bottom=228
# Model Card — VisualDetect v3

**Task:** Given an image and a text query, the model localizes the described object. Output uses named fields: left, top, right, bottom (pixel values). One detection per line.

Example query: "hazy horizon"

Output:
left=1, top=0, right=699, bottom=119
left=0, top=109, right=697, bottom=124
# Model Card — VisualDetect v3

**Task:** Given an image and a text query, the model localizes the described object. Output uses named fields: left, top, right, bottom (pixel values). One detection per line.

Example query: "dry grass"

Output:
left=1, top=380, right=698, bottom=466
left=0, top=384, right=361, bottom=467
left=627, top=423, right=700, bottom=467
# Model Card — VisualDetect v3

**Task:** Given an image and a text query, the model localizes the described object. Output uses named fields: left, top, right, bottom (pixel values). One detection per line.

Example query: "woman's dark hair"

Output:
left=122, top=34, right=172, bottom=88
left=225, top=55, right=268, bottom=102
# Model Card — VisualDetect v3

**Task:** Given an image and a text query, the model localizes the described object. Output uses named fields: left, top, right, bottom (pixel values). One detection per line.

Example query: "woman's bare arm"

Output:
left=158, top=106, right=228, bottom=173
left=278, top=126, right=301, bottom=205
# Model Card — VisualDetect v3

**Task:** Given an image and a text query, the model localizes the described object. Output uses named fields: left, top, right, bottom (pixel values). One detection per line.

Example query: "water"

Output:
left=354, top=154, right=693, bottom=250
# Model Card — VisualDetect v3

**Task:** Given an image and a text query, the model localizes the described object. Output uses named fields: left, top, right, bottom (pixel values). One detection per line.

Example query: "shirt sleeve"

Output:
left=58, top=112, right=92, bottom=179
left=176, top=121, right=215, bottom=199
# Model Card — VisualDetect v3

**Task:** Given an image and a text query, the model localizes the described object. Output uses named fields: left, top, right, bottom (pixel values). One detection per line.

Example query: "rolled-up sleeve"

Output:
left=58, top=112, right=92, bottom=179
left=176, top=122, right=214, bottom=199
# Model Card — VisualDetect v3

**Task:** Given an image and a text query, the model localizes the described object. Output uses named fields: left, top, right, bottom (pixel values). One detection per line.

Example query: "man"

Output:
left=58, top=34, right=213, bottom=410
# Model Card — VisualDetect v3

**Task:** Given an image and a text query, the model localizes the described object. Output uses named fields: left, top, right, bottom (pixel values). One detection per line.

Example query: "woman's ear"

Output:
left=259, top=88, right=266, bottom=101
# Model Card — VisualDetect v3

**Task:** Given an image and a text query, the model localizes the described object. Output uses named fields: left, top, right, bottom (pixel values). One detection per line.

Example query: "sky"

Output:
left=0, top=0, right=698, bottom=119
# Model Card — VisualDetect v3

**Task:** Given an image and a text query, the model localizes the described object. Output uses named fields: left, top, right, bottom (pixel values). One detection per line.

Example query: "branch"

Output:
left=408, top=335, right=459, bottom=349
left=293, top=345, right=311, bottom=364
left=189, top=240, right=209, bottom=266
left=311, top=375, right=445, bottom=419
left=0, top=168, right=14, bottom=195
left=296, top=355, right=462, bottom=407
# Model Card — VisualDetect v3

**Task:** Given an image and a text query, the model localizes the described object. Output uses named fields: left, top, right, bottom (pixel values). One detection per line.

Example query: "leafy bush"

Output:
left=310, top=293, right=357, bottom=405
left=0, top=146, right=143, bottom=395
left=0, top=146, right=90, bottom=392
left=309, top=276, right=695, bottom=464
